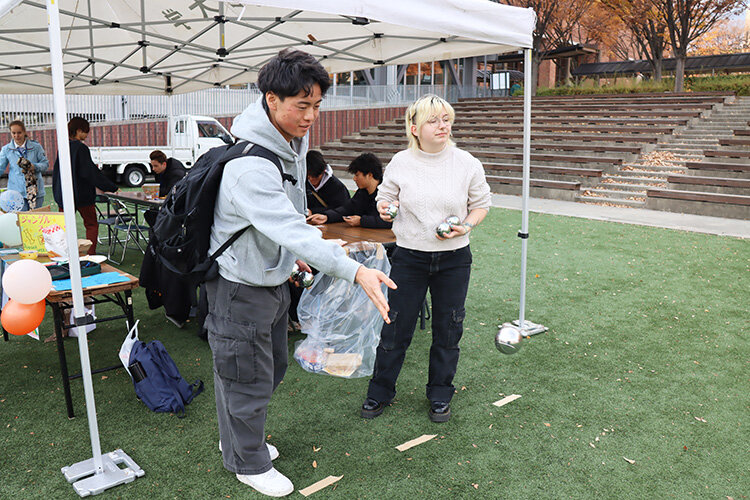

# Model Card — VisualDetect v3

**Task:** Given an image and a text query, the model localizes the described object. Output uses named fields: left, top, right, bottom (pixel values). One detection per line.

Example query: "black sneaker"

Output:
left=429, top=401, right=451, bottom=423
left=361, top=398, right=388, bottom=419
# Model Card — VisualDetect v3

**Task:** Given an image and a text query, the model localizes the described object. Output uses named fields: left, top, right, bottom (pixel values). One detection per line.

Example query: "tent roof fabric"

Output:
left=0, top=0, right=535, bottom=95
left=573, top=52, right=750, bottom=77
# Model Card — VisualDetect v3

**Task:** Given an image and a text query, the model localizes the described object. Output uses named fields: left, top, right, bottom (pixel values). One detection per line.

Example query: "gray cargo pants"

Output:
left=205, top=275, right=291, bottom=475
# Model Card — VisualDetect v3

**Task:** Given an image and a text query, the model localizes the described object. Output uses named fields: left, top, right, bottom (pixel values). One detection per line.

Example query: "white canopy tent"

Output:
left=0, top=0, right=538, bottom=496
left=0, top=0, right=533, bottom=94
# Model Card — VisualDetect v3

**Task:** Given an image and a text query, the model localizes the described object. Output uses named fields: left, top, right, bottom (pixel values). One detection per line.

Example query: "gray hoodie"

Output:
left=209, top=98, right=361, bottom=287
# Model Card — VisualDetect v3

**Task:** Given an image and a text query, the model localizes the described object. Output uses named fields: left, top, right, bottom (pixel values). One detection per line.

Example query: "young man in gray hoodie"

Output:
left=205, top=49, right=396, bottom=497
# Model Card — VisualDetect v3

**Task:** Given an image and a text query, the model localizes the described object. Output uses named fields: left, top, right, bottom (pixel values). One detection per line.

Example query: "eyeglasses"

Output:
left=424, top=115, right=452, bottom=126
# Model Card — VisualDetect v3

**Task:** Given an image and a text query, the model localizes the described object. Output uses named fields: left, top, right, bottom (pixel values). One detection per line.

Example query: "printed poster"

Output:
left=17, top=212, right=66, bottom=253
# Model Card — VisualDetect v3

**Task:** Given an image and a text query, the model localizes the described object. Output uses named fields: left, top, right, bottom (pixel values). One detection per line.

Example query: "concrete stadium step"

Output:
left=599, top=179, right=664, bottom=191
left=485, top=176, right=582, bottom=201
left=583, top=187, right=647, bottom=198
left=324, top=141, right=626, bottom=159
left=353, top=131, right=658, bottom=148
left=622, top=164, right=688, bottom=173
left=322, top=147, right=622, bottom=171
left=341, top=136, right=641, bottom=156
left=482, top=163, right=602, bottom=187
left=652, top=147, right=705, bottom=155
left=394, top=117, right=691, bottom=126
left=661, top=138, right=720, bottom=146
left=577, top=194, right=646, bottom=207
left=657, top=145, right=714, bottom=152
left=376, top=123, right=676, bottom=135
left=603, top=174, right=670, bottom=184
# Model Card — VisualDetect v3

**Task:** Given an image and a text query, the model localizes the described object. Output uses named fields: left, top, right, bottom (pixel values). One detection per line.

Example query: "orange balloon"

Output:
left=1, top=299, right=46, bottom=336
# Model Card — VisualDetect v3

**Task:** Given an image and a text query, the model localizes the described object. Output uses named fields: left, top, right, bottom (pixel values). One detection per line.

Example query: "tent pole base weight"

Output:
left=512, top=319, right=548, bottom=337
left=62, top=449, right=144, bottom=497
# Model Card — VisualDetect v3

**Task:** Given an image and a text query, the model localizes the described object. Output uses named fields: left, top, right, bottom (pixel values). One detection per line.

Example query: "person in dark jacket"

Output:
left=307, top=152, right=392, bottom=229
left=149, top=150, right=187, bottom=197
left=305, top=150, right=350, bottom=214
left=52, top=116, right=118, bottom=255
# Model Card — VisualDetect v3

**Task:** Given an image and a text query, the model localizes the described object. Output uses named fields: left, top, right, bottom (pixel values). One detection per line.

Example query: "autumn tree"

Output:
left=577, top=4, right=636, bottom=61
left=494, top=0, right=595, bottom=95
left=688, top=18, right=749, bottom=55
left=651, top=0, right=748, bottom=91
left=601, top=0, right=669, bottom=81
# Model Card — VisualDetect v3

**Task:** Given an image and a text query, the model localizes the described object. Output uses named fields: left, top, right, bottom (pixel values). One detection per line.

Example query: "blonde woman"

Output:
left=361, top=94, right=491, bottom=423
left=0, top=120, right=49, bottom=210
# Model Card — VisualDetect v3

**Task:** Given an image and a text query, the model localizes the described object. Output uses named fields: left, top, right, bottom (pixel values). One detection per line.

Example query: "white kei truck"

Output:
left=90, top=115, right=233, bottom=187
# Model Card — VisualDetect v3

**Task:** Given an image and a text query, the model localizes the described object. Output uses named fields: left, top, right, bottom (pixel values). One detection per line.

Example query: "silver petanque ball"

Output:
left=299, top=271, right=315, bottom=288
left=436, top=222, right=452, bottom=237
left=495, top=323, right=523, bottom=355
left=386, top=203, right=399, bottom=219
left=445, top=215, right=461, bottom=227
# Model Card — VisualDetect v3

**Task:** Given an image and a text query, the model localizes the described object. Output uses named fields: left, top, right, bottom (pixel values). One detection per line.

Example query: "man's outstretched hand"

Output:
left=355, top=266, right=397, bottom=323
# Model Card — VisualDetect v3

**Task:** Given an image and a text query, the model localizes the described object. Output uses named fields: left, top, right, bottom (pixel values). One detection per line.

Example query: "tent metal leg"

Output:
left=518, top=48, right=547, bottom=338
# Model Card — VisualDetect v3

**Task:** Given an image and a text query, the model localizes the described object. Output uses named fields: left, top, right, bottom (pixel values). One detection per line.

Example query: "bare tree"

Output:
left=601, top=0, right=669, bottom=81
left=495, top=0, right=594, bottom=95
left=652, top=0, right=748, bottom=91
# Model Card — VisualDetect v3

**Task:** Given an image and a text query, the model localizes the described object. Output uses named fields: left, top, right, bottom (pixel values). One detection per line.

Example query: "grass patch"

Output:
left=0, top=208, right=747, bottom=498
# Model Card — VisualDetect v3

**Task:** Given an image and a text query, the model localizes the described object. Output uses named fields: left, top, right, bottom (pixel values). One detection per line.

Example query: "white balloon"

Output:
left=2, top=259, right=52, bottom=304
left=0, top=213, right=22, bottom=247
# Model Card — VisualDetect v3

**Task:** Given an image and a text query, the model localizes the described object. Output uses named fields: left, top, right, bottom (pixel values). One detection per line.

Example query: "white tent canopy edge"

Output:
left=0, top=0, right=534, bottom=94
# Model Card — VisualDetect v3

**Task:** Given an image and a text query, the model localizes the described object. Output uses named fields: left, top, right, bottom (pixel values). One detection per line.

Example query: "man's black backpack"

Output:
left=140, top=141, right=293, bottom=327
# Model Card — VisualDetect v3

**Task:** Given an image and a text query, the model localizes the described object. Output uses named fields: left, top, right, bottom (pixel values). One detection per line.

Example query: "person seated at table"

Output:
left=52, top=116, right=118, bottom=256
left=305, top=150, right=350, bottom=214
left=149, top=150, right=186, bottom=197
left=306, top=153, right=392, bottom=229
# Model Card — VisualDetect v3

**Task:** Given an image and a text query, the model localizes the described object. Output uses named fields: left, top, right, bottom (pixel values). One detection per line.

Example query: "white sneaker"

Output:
left=266, top=443, right=280, bottom=460
left=236, top=467, right=294, bottom=497
left=219, top=440, right=279, bottom=460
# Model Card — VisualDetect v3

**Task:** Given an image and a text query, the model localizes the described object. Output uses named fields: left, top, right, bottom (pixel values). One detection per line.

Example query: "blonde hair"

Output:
left=405, top=94, right=455, bottom=151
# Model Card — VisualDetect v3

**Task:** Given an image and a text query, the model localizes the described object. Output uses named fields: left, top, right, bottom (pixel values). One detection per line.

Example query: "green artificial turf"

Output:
left=0, top=208, right=747, bottom=499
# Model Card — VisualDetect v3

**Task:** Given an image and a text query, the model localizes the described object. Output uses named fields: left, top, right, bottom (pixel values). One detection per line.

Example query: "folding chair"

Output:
left=94, top=194, right=120, bottom=245
left=106, top=199, right=149, bottom=264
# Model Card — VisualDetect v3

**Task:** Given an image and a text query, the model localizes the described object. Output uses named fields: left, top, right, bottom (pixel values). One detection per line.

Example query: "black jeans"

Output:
left=367, top=245, right=472, bottom=404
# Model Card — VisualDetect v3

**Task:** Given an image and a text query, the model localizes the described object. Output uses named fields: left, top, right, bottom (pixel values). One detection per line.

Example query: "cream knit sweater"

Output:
left=376, top=145, right=491, bottom=252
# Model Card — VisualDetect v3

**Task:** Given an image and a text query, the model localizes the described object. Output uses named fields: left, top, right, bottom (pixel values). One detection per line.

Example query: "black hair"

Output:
left=306, top=150, right=327, bottom=177
left=257, top=49, right=330, bottom=107
left=150, top=150, right=168, bottom=164
left=347, top=153, right=383, bottom=182
left=67, top=116, right=90, bottom=136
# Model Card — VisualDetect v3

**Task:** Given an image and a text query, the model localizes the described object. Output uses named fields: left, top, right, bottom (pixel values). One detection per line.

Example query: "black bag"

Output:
left=48, top=261, right=101, bottom=281
left=139, top=141, right=292, bottom=331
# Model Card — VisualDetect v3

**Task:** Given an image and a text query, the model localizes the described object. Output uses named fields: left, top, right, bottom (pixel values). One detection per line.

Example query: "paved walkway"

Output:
left=491, top=193, right=750, bottom=239
left=341, top=179, right=749, bottom=239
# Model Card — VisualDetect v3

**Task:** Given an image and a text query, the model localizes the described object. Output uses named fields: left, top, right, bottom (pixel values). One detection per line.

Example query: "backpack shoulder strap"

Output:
left=220, top=141, right=293, bottom=184
left=208, top=142, right=292, bottom=262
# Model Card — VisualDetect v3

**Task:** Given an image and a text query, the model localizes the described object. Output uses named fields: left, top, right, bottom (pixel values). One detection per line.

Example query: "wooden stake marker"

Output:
left=396, top=434, right=437, bottom=452
left=299, top=475, right=343, bottom=497
left=493, top=394, right=522, bottom=407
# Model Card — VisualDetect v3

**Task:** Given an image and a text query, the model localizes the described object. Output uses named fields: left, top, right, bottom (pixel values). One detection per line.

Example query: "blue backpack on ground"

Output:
left=125, top=331, right=204, bottom=418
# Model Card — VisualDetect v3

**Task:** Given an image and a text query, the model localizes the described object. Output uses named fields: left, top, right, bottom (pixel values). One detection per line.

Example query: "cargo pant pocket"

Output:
left=378, top=311, right=399, bottom=351
left=439, top=308, right=465, bottom=348
left=208, top=322, right=258, bottom=384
